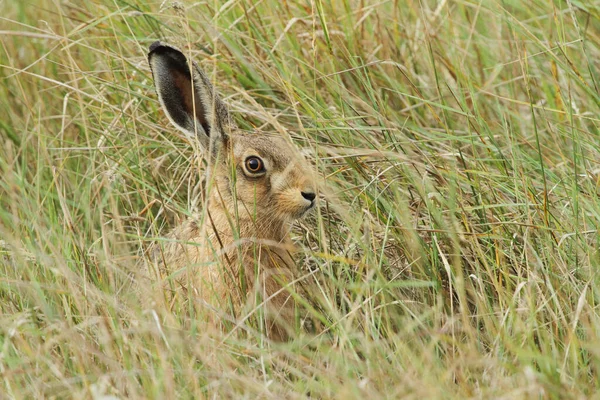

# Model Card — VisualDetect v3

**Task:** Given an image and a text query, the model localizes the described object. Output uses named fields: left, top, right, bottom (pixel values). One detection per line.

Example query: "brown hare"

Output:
left=145, top=41, right=317, bottom=341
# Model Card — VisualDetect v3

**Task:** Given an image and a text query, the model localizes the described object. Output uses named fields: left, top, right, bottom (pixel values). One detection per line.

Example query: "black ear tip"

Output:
left=149, top=40, right=162, bottom=53
left=147, top=41, right=186, bottom=64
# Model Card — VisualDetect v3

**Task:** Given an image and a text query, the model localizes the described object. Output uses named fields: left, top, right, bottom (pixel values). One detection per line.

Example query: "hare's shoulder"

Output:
left=146, top=217, right=206, bottom=268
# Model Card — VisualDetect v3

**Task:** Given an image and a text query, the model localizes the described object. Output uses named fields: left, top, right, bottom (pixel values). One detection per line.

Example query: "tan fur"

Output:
left=145, top=42, right=316, bottom=341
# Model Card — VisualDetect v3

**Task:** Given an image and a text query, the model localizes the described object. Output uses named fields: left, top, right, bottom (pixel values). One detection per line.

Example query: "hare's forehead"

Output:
left=230, top=135, right=299, bottom=167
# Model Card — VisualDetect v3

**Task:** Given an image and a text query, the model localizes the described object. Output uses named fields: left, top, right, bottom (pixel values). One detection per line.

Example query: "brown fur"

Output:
left=145, top=42, right=316, bottom=341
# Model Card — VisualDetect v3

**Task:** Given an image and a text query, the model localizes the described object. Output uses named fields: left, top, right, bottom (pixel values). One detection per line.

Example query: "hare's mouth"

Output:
left=276, top=190, right=316, bottom=220
left=297, top=202, right=315, bottom=218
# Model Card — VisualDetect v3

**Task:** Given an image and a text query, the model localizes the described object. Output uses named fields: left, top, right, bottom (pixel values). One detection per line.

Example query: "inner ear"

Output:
left=171, top=68, right=211, bottom=136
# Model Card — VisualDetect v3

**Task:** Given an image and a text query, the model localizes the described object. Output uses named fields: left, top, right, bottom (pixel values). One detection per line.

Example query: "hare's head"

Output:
left=148, top=42, right=316, bottom=225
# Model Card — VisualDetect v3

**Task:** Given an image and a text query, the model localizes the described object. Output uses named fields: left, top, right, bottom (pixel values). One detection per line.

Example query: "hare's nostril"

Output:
left=301, top=191, right=316, bottom=202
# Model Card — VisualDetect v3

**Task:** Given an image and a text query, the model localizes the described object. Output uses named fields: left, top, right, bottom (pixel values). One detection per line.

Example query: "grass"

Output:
left=1, top=0, right=600, bottom=398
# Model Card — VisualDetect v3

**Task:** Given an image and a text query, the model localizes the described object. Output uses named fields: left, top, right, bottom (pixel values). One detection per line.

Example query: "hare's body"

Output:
left=146, top=42, right=316, bottom=341
left=155, top=210, right=299, bottom=340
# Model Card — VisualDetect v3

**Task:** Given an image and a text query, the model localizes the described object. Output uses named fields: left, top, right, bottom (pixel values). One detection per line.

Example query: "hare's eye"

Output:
left=244, top=156, right=265, bottom=174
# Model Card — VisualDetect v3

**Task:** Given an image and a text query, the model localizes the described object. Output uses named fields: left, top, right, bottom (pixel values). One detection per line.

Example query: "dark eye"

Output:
left=245, top=156, right=265, bottom=174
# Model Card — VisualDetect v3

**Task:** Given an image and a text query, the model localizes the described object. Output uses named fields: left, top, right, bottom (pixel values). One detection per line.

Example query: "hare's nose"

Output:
left=301, top=191, right=316, bottom=202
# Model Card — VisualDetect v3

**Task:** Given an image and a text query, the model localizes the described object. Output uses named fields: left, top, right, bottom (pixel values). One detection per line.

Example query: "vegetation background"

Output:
left=1, top=0, right=600, bottom=398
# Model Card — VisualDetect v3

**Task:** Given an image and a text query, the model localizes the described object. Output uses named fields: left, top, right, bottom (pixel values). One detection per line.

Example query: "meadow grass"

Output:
left=1, top=0, right=600, bottom=398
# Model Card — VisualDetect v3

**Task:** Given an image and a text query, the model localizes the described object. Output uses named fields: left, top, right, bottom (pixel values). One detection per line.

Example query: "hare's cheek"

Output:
left=237, top=181, right=269, bottom=204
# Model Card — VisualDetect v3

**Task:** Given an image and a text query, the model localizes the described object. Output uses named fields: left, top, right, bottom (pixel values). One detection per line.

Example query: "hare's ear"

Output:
left=148, top=41, right=230, bottom=153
